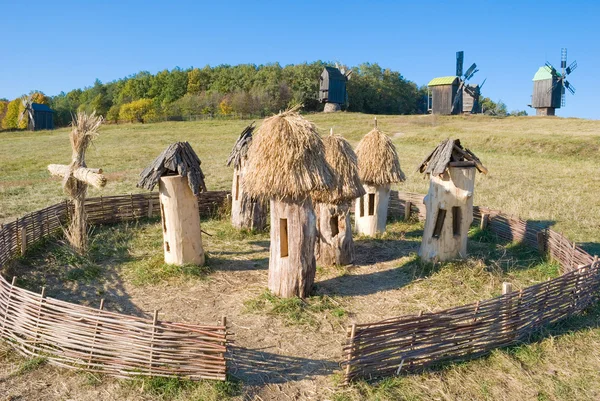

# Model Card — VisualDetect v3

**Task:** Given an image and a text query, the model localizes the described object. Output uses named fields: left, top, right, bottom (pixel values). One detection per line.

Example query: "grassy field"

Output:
left=1, top=113, right=600, bottom=400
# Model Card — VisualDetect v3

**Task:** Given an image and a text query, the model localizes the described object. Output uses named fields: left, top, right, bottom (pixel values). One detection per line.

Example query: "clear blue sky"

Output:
left=1, top=0, right=599, bottom=118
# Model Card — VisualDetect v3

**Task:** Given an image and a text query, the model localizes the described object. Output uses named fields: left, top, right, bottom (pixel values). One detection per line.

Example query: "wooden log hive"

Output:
left=159, top=175, right=205, bottom=266
left=354, top=184, right=391, bottom=236
left=315, top=202, right=354, bottom=266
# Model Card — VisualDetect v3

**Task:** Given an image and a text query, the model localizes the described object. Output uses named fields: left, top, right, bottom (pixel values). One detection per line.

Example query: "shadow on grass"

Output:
left=228, top=346, right=337, bottom=384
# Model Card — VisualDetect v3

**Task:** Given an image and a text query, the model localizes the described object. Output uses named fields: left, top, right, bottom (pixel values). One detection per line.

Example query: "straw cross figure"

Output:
left=48, top=112, right=106, bottom=254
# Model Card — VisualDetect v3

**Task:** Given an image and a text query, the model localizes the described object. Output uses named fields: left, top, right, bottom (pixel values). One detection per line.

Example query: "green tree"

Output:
left=119, top=98, right=156, bottom=123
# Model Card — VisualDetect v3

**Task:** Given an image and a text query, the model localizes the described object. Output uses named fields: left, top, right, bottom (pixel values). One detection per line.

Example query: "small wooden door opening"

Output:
left=235, top=174, right=240, bottom=201
left=359, top=196, right=365, bottom=217
left=368, top=193, right=376, bottom=216
left=279, top=218, right=289, bottom=257
left=452, top=206, right=461, bottom=237
left=330, top=215, right=339, bottom=237
left=433, top=208, right=447, bottom=238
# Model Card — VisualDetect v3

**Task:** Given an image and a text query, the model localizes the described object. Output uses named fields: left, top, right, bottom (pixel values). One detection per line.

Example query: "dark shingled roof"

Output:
left=226, top=122, right=255, bottom=170
left=137, top=142, right=207, bottom=195
left=31, top=103, right=53, bottom=112
left=417, top=138, right=487, bottom=176
left=323, top=66, right=346, bottom=82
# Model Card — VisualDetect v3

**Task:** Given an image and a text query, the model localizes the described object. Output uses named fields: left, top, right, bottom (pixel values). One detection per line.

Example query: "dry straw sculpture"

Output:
left=313, top=129, right=365, bottom=265
left=243, top=106, right=334, bottom=297
left=48, top=111, right=106, bottom=254
left=354, top=120, right=405, bottom=235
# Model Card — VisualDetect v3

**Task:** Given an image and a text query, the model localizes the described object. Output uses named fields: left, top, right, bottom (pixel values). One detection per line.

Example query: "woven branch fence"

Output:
left=0, top=191, right=230, bottom=381
left=343, top=191, right=599, bottom=383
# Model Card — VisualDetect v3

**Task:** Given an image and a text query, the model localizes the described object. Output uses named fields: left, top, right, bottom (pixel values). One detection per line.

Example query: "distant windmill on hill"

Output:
left=531, top=48, right=577, bottom=116
left=427, top=51, right=485, bottom=115
left=319, top=63, right=352, bottom=113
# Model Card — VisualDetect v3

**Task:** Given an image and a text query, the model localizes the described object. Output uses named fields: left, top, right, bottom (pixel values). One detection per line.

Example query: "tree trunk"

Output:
left=419, top=167, right=476, bottom=262
left=354, top=184, right=391, bottom=236
left=315, top=202, right=354, bottom=266
left=231, top=167, right=267, bottom=231
left=268, top=197, right=316, bottom=298
left=159, top=175, right=205, bottom=266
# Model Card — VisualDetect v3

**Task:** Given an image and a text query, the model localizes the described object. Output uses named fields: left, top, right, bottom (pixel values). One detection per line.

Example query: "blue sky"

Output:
left=1, top=0, right=599, bottom=118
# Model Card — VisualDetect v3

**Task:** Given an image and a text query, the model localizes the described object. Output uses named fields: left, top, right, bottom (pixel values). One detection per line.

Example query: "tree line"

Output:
left=0, top=62, right=429, bottom=129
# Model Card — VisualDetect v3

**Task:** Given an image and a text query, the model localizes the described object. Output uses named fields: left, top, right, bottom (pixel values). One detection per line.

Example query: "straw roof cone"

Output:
left=355, top=127, right=405, bottom=186
left=313, top=129, right=365, bottom=205
left=243, top=107, right=334, bottom=201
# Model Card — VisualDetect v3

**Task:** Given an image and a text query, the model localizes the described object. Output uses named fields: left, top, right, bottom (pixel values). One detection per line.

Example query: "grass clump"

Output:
left=16, top=356, right=47, bottom=375
left=127, top=376, right=241, bottom=401
left=126, top=254, right=212, bottom=286
left=244, top=290, right=347, bottom=327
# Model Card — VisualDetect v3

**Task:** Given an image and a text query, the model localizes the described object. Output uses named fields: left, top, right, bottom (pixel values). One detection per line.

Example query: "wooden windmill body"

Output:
left=354, top=122, right=405, bottom=236
left=318, top=66, right=352, bottom=113
left=531, top=48, right=577, bottom=116
left=417, top=139, right=487, bottom=262
left=243, top=109, right=334, bottom=298
left=313, top=130, right=365, bottom=266
left=227, top=123, right=267, bottom=231
left=138, top=142, right=207, bottom=266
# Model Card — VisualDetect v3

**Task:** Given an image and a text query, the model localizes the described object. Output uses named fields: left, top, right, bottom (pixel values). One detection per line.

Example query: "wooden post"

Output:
left=0, top=277, right=17, bottom=335
left=480, top=213, right=489, bottom=230
left=344, top=323, right=357, bottom=385
left=32, top=287, right=46, bottom=350
left=20, top=226, right=27, bottom=256
left=87, top=298, right=105, bottom=368
left=130, top=193, right=135, bottom=219
left=502, top=282, right=513, bottom=295
left=149, top=310, right=159, bottom=375
left=537, top=231, right=546, bottom=255
left=502, top=282, right=513, bottom=342
left=159, top=176, right=205, bottom=266
left=147, top=199, right=154, bottom=218
left=404, top=201, right=412, bottom=221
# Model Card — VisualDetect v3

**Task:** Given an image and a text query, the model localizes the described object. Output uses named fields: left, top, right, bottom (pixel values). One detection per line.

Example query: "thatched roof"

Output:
left=226, top=122, right=255, bottom=170
left=313, top=130, right=365, bottom=204
left=137, top=142, right=207, bottom=195
left=417, top=138, right=488, bottom=176
left=355, top=127, right=405, bottom=186
left=243, top=108, right=334, bottom=201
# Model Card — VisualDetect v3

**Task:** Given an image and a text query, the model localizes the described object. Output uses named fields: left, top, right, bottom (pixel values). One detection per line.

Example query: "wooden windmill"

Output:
left=428, top=51, right=483, bottom=115
left=319, top=64, right=352, bottom=113
left=531, top=48, right=577, bottom=116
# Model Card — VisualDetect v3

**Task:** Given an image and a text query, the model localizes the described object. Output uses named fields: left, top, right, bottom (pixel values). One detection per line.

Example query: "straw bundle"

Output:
left=313, top=130, right=365, bottom=204
left=64, top=111, right=104, bottom=254
left=243, top=107, right=334, bottom=201
left=355, top=128, right=405, bottom=186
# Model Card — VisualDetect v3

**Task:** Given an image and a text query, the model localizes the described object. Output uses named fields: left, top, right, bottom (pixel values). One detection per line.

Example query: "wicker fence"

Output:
left=0, top=191, right=229, bottom=381
left=343, top=191, right=599, bottom=383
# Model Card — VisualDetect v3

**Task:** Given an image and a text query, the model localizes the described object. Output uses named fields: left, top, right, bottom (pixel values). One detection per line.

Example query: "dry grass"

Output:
left=243, top=108, right=334, bottom=200
left=1, top=112, right=600, bottom=400
left=355, top=127, right=405, bottom=186
left=312, top=130, right=364, bottom=204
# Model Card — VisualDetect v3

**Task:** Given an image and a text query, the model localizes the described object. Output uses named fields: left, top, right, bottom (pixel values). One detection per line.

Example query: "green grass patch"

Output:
left=127, top=375, right=241, bottom=400
left=244, top=290, right=347, bottom=326
left=16, top=356, right=47, bottom=375
left=125, top=254, right=212, bottom=286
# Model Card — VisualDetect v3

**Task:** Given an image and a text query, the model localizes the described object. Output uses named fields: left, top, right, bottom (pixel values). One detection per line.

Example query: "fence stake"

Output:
left=480, top=213, right=489, bottom=230
left=148, top=199, right=154, bottom=218
left=0, top=277, right=17, bottom=335
left=502, top=282, right=513, bottom=295
left=149, top=310, right=159, bottom=375
left=87, top=298, right=105, bottom=368
left=344, top=323, right=357, bottom=385
left=502, top=282, right=513, bottom=342
left=536, top=231, right=546, bottom=255
left=130, top=193, right=135, bottom=219
left=20, top=226, right=27, bottom=256
left=32, top=286, right=46, bottom=351
left=404, top=201, right=412, bottom=221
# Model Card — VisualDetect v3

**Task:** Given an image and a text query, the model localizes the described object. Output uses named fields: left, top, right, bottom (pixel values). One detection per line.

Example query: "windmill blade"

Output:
left=345, top=69, right=353, bottom=80
left=561, top=86, right=566, bottom=107
left=479, top=78, right=487, bottom=90
left=451, top=81, right=465, bottom=113
left=544, top=62, right=558, bottom=77
left=464, top=63, right=478, bottom=81
left=564, top=80, right=576, bottom=95
left=456, top=51, right=464, bottom=77
left=566, top=60, right=577, bottom=75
